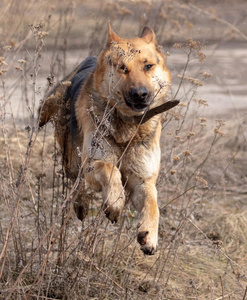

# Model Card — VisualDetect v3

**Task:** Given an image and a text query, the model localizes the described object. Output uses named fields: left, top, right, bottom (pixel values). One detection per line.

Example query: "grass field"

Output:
left=0, top=0, right=247, bottom=299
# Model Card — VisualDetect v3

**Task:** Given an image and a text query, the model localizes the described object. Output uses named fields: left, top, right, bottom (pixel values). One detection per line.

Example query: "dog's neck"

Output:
left=115, top=110, right=142, bottom=124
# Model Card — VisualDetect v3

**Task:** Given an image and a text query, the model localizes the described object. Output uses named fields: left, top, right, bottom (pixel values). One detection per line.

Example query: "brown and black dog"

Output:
left=39, top=22, right=175, bottom=255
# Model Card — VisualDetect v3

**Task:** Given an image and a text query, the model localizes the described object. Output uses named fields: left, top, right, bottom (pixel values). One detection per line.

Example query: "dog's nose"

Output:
left=130, top=87, right=148, bottom=101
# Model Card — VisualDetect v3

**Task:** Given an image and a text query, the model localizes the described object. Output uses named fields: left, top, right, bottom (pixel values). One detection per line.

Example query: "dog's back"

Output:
left=39, top=57, right=97, bottom=127
left=39, top=57, right=97, bottom=178
left=65, top=56, right=97, bottom=140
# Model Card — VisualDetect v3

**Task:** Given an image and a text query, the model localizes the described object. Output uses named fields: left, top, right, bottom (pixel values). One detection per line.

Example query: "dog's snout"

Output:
left=125, top=86, right=152, bottom=111
left=130, top=86, right=148, bottom=101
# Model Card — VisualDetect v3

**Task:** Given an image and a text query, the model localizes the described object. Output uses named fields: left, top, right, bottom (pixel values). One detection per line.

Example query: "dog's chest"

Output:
left=113, top=119, right=161, bottom=179
left=121, top=140, right=161, bottom=180
left=83, top=128, right=161, bottom=180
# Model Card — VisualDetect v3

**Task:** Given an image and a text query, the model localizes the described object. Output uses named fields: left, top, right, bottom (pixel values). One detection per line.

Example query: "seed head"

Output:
left=183, top=150, right=192, bottom=156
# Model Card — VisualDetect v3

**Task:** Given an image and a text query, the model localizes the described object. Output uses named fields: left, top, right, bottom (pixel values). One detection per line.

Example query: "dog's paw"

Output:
left=105, top=205, right=122, bottom=223
left=103, top=191, right=125, bottom=223
left=137, top=230, right=149, bottom=245
left=140, top=245, right=156, bottom=255
left=74, top=200, right=89, bottom=221
left=137, top=230, right=157, bottom=255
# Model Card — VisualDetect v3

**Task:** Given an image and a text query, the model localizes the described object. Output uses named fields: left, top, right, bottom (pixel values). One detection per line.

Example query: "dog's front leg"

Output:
left=84, top=161, right=125, bottom=223
left=130, top=178, right=159, bottom=255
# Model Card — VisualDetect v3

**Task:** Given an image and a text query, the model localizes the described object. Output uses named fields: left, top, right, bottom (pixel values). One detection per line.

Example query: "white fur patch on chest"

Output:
left=124, top=143, right=161, bottom=180
left=140, top=145, right=161, bottom=178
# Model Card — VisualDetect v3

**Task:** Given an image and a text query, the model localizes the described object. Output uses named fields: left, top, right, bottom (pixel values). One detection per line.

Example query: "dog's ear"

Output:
left=107, top=21, right=120, bottom=46
left=140, top=26, right=156, bottom=44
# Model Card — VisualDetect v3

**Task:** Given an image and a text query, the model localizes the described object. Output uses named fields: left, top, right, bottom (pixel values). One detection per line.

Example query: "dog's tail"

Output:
left=38, top=66, right=81, bottom=128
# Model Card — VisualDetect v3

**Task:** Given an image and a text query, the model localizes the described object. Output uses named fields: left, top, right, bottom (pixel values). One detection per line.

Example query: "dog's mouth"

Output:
left=124, top=97, right=151, bottom=112
left=124, top=95, right=153, bottom=112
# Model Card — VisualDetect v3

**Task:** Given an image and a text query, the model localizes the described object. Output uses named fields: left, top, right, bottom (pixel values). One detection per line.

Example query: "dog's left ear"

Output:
left=140, top=26, right=156, bottom=44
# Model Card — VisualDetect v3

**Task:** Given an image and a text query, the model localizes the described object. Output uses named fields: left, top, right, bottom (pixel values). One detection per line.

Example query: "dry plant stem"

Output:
left=220, top=276, right=224, bottom=300
left=183, top=134, right=218, bottom=192
left=161, top=184, right=200, bottom=211
left=57, top=166, right=70, bottom=267
left=113, top=231, right=137, bottom=255
left=173, top=48, right=192, bottom=100
left=185, top=121, right=244, bottom=195
left=151, top=220, right=185, bottom=287
left=82, top=256, right=125, bottom=292
left=122, top=246, right=136, bottom=294
left=5, top=161, right=85, bottom=300
left=84, top=234, right=99, bottom=297
left=83, top=219, right=111, bottom=297
left=0, top=108, right=22, bottom=278
left=243, top=286, right=247, bottom=300
left=162, top=240, right=180, bottom=287
left=142, top=253, right=161, bottom=283
left=170, top=150, right=192, bottom=212
left=213, top=138, right=247, bottom=192
left=26, top=197, right=76, bottom=299
left=161, top=198, right=196, bottom=286
left=142, top=198, right=189, bottom=285
left=49, top=236, right=85, bottom=294
left=102, top=219, right=127, bottom=298
left=215, top=293, right=234, bottom=300
left=102, top=196, right=129, bottom=286
left=188, top=218, right=247, bottom=275
left=175, top=90, right=196, bottom=135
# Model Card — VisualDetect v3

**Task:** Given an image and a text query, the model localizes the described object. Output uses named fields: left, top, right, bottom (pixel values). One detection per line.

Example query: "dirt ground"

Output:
left=0, top=0, right=247, bottom=299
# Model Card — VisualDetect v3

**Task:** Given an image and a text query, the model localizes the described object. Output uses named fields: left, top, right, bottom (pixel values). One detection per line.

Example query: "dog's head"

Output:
left=94, top=22, right=171, bottom=117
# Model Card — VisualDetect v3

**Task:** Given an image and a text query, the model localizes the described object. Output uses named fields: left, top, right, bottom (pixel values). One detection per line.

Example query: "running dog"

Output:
left=39, top=22, right=176, bottom=255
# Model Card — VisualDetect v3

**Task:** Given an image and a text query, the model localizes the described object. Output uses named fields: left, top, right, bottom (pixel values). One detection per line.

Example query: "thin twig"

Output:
left=243, top=286, right=247, bottom=300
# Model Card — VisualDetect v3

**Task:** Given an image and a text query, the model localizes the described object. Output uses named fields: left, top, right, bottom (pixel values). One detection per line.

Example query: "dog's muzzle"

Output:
left=124, top=87, right=153, bottom=112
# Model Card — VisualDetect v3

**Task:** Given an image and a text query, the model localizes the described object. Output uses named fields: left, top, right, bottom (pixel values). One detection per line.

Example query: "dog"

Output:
left=39, top=22, right=173, bottom=255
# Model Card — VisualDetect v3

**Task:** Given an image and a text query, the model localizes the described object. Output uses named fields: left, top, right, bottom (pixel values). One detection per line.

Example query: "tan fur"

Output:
left=39, top=23, right=171, bottom=255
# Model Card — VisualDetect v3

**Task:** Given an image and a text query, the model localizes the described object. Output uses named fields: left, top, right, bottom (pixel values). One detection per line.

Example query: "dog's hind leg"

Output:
left=84, top=161, right=125, bottom=223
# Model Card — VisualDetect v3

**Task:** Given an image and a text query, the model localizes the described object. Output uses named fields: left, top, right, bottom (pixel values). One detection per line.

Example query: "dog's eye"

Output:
left=144, top=64, right=154, bottom=71
left=119, top=64, right=128, bottom=74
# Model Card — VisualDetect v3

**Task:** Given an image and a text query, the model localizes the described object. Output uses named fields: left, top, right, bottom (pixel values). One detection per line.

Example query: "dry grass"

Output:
left=0, top=0, right=247, bottom=299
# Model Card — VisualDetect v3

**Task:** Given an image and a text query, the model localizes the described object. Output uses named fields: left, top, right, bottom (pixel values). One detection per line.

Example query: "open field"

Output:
left=0, top=0, right=247, bottom=299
